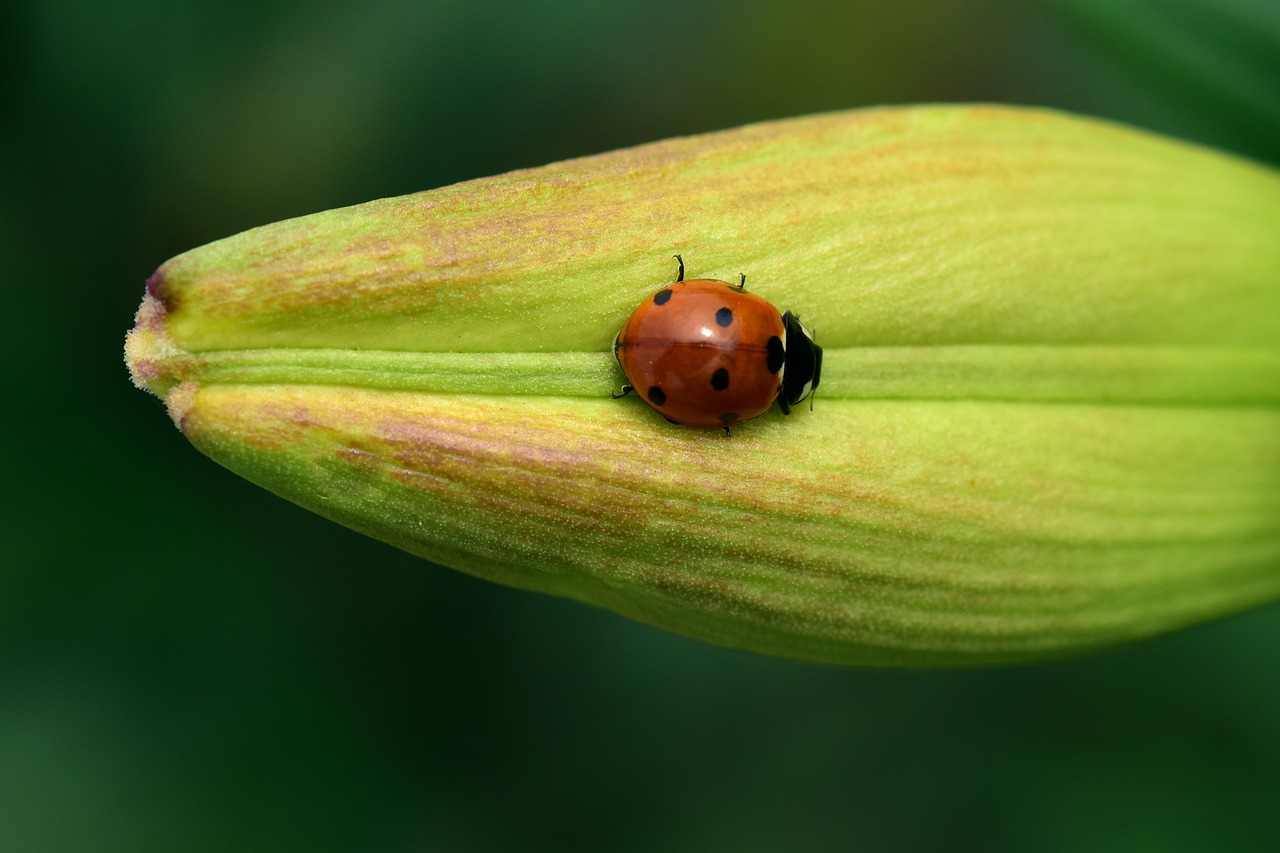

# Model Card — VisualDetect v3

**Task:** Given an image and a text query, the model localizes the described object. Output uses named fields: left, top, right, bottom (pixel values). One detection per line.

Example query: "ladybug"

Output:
left=613, top=256, right=823, bottom=433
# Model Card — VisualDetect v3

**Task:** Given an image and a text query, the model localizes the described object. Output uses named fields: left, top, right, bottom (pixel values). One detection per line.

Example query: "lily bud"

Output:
left=126, top=105, right=1280, bottom=667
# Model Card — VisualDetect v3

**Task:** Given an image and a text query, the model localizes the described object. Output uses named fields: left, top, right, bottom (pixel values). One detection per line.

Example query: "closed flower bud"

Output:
left=126, top=106, right=1280, bottom=666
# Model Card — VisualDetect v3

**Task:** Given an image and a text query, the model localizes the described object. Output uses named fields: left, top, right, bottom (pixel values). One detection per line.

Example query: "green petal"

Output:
left=126, top=105, right=1280, bottom=666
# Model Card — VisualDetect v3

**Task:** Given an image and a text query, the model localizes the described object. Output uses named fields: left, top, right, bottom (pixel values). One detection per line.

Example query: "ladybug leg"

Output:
left=611, top=384, right=634, bottom=400
left=673, top=254, right=685, bottom=282
left=735, top=272, right=747, bottom=292
left=723, top=425, right=732, bottom=437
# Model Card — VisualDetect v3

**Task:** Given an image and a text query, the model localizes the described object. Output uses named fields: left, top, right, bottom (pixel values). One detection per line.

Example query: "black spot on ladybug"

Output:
left=654, top=289, right=673, bottom=305
left=647, top=386, right=667, bottom=406
left=766, top=335, right=784, bottom=373
left=711, top=368, right=730, bottom=391
left=715, top=307, right=733, bottom=327
left=718, top=412, right=739, bottom=424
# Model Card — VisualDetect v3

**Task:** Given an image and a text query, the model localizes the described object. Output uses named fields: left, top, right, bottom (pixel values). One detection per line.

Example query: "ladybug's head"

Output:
left=777, top=311, right=823, bottom=415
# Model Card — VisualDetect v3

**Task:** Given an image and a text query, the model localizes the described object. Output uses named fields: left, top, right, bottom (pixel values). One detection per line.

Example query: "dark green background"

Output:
left=5, top=0, right=1278, bottom=850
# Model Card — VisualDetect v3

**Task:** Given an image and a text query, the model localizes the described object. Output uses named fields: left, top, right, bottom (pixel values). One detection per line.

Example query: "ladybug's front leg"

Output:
left=611, top=384, right=634, bottom=400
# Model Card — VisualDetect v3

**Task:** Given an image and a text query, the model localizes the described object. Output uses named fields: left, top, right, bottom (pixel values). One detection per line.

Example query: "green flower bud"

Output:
left=125, top=105, right=1280, bottom=666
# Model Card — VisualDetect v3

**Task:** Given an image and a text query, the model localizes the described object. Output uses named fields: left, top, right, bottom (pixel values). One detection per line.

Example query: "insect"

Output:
left=613, top=256, right=822, bottom=434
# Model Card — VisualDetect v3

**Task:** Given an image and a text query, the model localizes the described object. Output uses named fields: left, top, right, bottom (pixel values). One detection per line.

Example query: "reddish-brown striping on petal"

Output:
left=144, top=267, right=177, bottom=312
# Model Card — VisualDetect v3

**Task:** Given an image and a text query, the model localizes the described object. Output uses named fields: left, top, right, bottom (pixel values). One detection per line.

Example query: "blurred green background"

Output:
left=5, top=0, right=1278, bottom=850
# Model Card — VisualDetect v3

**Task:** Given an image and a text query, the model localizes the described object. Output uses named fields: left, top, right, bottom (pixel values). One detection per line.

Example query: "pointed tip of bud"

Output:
left=124, top=288, right=182, bottom=401
left=144, top=266, right=179, bottom=313
left=163, top=380, right=199, bottom=431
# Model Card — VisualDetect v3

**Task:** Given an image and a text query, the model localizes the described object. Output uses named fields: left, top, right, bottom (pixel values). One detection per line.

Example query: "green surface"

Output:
left=6, top=0, right=1279, bottom=848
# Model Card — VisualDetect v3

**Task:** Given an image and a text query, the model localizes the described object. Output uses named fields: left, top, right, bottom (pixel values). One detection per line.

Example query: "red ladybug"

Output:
left=613, top=256, right=823, bottom=433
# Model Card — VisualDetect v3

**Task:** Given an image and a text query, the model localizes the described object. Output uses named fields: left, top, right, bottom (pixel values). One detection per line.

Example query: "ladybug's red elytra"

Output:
left=613, top=256, right=823, bottom=434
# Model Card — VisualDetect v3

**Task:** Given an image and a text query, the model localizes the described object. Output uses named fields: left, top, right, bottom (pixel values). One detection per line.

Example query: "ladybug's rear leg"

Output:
left=611, top=384, right=634, bottom=400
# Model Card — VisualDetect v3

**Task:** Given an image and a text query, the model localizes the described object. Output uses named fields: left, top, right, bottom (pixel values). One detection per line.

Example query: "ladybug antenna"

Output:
left=673, top=255, right=685, bottom=282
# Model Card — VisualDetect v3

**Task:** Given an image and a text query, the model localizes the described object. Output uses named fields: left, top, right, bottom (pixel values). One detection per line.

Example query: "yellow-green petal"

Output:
left=126, top=105, right=1280, bottom=667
